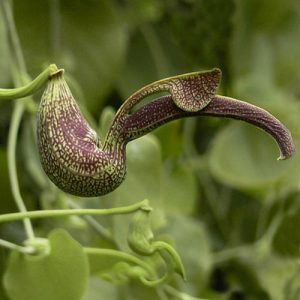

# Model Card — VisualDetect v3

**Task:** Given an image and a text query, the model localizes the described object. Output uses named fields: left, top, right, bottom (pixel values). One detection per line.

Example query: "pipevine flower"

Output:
left=37, top=67, right=295, bottom=197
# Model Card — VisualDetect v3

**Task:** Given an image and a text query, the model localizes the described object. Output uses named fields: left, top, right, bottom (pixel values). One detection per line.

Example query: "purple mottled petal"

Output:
left=123, top=95, right=295, bottom=160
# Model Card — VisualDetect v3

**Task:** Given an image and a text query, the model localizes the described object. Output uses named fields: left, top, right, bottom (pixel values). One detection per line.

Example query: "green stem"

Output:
left=0, top=64, right=61, bottom=100
left=84, top=247, right=154, bottom=276
left=0, top=238, right=34, bottom=254
left=7, top=101, right=35, bottom=240
left=153, top=241, right=186, bottom=281
left=67, top=199, right=117, bottom=246
left=163, top=285, right=209, bottom=300
left=84, top=247, right=167, bottom=286
left=1, top=0, right=26, bottom=74
left=0, top=200, right=150, bottom=223
left=2, top=0, right=35, bottom=240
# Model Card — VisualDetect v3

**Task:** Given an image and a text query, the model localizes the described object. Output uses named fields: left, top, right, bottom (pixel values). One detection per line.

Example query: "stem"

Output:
left=0, top=239, right=34, bottom=254
left=0, top=64, right=61, bottom=100
left=84, top=247, right=155, bottom=276
left=1, top=0, right=26, bottom=74
left=7, top=101, right=35, bottom=240
left=153, top=241, right=186, bottom=281
left=0, top=200, right=150, bottom=223
left=163, top=285, right=209, bottom=300
left=2, top=0, right=35, bottom=240
left=84, top=247, right=168, bottom=286
left=67, top=199, right=117, bottom=246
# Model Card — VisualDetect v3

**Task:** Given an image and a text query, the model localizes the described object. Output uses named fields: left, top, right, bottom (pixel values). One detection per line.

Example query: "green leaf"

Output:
left=14, top=0, right=127, bottom=112
left=283, top=265, right=300, bottom=300
left=0, top=148, right=17, bottom=214
left=0, top=249, right=10, bottom=300
left=3, top=229, right=89, bottom=300
left=163, top=215, right=211, bottom=289
left=208, top=98, right=300, bottom=193
left=103, top=134, right=166, bottom=250
left=209, top=122, right=284, bottom=190
left=0, top=8, right=10, bottom=87
left=209, top=258, right=270, bottom=299
left=127, top=209, right=154, bottom=256
left=20, top=117, right=48, bottom=190
left=255, top=255, right=298, bottom=300
left=161, top=161, right=198, bottom=215
left=82, top=277, right=118, bottom=300
left=116, top=30, right=167, bottom=99
left=272, top=206, right=300, bottom=257
left=86, top=248, right=145, bottom=276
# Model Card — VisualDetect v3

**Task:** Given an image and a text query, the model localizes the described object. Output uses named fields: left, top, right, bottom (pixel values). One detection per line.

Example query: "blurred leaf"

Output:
left=117, top=31, right=161, bottom=99
left=163, top=215, right=211, bottom=291
left=103, top=134, right=166, bottom=250
left=231, top=0, right=300, bottom=94
left=0, top=249, right=9, bottom=300
left=161, top=161, right=198, bottom=215
left=0, top=8, right=10, bottom=86
left=209, top=122, right=292, bottom=191
left=20, top=117, right=48, bottom=190
left=272, top=206, right=300, bottom=257
left=283, top=265, right=300, bottom=300
left=124, top=283, right=165, bottom=300
left=82, top=277, right=118, bottom=300
left=163, top=0, right=235, bottom=85
left=98, top=106, right=115, bottom=141
left=208, top=97, right=300, bottom=194
left=209, top=258, right=270, bottom=299
left=255, top=255, right=298, bottom=300
left=14, top=0, right=127, bottom=112
left=0, top=148, right=16, bottom=214
left=3, top=229, right=89, bottom=300
left=126, top=0, right=164, bottom=24
left=87, top=248, right=146, bottom=276
left=154, top=121, right=184, bottom=159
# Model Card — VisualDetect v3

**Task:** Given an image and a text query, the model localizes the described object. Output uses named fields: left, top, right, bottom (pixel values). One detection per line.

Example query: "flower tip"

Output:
left=49, top=68, right=65, bottom=79
left=212, top=67, right=222, bottom=77
left=48, top=64, right=64, bottom=78
left=277, top=149, right=296, bottom=161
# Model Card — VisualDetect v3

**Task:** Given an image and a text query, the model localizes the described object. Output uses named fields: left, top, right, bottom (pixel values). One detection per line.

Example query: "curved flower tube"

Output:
left=36, top=68, right=295, bottom=197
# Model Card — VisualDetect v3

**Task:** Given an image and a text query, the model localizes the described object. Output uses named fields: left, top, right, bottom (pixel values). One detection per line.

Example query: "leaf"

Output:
left=208, top=98, right=300, bottom=192
left=3, top=229, right=89, bottom=300
left=14, top=0, right=127, bottom=112
left=209, top=258, right=270, bottom=299
left=116, top=30, right=161, bottom=99
left=0, top=8, right=10, bottom=86
left=209, top=122, right=287, bottom=190
left=161, top=161, right=198, bottom=215
left=272, top=206, right=300, bottom=257
left=0, top=249, right=10, bottom=300
left=163, top=215, right=211, bottom=289
left=255, top=255, right=298, bottom=300
left=0, top=148, right=17, bottom=214
left=82, top=277, right=118, bottom=300
left=20, top=117, right=48, bottom=190
left=87, top=248, right=142, bottom=276
left=127, top=209, right=154, bottom=255
left=103, top=134, right=166, bottom=250
left=283, top=265, right=300, bottom=300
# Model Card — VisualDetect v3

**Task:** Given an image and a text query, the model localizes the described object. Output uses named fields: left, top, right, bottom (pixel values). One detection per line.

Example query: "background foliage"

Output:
left=0, top=0, right=300, bottom=299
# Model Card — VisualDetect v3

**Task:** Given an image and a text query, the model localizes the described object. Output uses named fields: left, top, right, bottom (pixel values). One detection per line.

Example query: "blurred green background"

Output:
left=1, top=0, right=300, bottom=299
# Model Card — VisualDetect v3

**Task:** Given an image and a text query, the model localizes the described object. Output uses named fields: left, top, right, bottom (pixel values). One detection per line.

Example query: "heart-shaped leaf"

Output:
left=3, top=229, right=89, bottom=300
